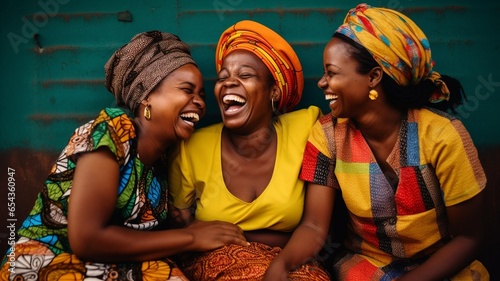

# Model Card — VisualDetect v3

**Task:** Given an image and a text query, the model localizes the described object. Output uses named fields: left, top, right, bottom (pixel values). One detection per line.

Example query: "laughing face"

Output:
left=145, top=63, right=206, bottom=142
left=317, top=37, right=373, bottom=119
left=214, top=50, right=278, bottom=133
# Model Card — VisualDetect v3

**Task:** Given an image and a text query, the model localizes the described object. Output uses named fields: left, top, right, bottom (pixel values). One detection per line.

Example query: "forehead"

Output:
left=222, top=49, right=267, bottom=69
left=323, top=37, right=359, bottom=67
left=325, top=37, right=355, bottom=57
left=166, top=64, right=202, bottom=81
left=152, top=64, right=203, bottom=93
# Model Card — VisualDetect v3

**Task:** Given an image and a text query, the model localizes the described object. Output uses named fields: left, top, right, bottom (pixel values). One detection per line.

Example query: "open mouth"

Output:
left=325, top=94, right=338, bottom=105
left=222, top=94, right=246, bottom=112
left=180, top=112, right=200, bottom=126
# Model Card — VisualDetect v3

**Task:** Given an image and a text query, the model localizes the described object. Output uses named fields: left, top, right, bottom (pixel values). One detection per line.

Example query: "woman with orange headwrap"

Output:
left=168, top=20, right=332, bottom=280
left=300, top=3, right=489, bottom=280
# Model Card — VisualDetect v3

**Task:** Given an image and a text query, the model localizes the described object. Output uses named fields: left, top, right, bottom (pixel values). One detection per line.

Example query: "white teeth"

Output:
left=325, top=94, right=338, bottom=101
left=180, top=112, right=199, bottom=122
left=223, top=94, right=246, bottom=104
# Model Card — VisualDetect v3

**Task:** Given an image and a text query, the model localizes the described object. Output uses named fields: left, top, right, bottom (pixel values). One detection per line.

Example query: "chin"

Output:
left=177, top=128, right=194, bottom=141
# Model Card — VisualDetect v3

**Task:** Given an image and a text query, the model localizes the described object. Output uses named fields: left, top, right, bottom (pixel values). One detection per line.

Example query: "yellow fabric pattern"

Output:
left=168, top=106, right=321, bottom=232
left=336, top=3, right=450, bottom=102
left=300, top=108, right=487, bottom=279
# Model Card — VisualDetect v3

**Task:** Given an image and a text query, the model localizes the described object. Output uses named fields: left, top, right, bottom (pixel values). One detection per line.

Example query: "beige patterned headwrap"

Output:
left=105, top=31, right=196, bottom=114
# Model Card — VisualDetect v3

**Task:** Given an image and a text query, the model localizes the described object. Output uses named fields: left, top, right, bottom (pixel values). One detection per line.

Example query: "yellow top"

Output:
left=168, top=106, right=321, bottom=232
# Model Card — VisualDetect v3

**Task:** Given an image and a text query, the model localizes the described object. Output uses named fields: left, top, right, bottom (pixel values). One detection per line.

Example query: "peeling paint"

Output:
left=181, top=7, right=342, bottom=17
left=29, top=113, right=94, bottom=124
left=33, top=45, right=79, bottom=54
left=41, top=79, right=104, bottom=88
left=402, top=6, right=466, bottom=15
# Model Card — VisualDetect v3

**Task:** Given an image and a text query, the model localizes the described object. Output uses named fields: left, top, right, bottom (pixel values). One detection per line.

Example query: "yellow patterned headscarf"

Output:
left=336, top=3, right=449, bottom=103
left=216, top=20, right=304, bottom=113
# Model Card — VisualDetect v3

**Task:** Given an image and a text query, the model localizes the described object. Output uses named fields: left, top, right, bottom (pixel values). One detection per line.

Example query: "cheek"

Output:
left=213, top=83, right=222, bottom=97
left=326, top=77, right=342, bottom=90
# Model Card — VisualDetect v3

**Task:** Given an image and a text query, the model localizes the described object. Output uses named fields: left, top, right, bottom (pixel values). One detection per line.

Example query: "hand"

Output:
left=169, top=206, right=193, bottom=226
left=186, top=220, right=249, bottom=251
left=263, top=258, right=288, bottom=281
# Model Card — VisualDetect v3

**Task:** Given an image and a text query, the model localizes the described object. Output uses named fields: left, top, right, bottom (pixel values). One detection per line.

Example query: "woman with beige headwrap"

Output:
left=300, top=3, right=489, bottom=280
left=0, top=30, right=248, bottom=281
left=168, top=20, right=331, bottom=280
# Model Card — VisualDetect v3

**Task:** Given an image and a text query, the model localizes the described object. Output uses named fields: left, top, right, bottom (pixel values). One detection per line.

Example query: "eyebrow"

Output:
left=179, top=81, right=196, bottom=88
left=180, top=81, right=205, bottom=94
left=220, top=64, right=257, bottom=71
left=325, top=63, right=341, bottom=71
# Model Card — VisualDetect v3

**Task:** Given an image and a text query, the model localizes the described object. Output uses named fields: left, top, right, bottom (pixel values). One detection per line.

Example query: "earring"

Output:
left=143, top=104, right=151, bottom=120
left=369, top=89, right=378, bottom=100
left=271, top=99, right=277, bottom=112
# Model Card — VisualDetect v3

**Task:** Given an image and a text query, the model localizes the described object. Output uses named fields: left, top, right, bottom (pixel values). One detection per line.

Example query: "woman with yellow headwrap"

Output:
left=300, top=3, right=489, bottom=280
left=168, top=20, right=332, bottom=280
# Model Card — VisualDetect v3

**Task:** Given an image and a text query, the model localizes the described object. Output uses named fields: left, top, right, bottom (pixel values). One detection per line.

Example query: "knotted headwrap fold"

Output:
left=216, top=20, right=304, bottom=113
left=336, top=3, right=450, bottom=103
left=105, top=30, right=196, bottom=114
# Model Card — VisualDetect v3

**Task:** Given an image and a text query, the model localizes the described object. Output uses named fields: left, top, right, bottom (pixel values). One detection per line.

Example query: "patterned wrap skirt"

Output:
left=333, top=252, right=490, bottom=281
left=1, top=237, right=189, bottom=281
left=180, top=242, right=331, bottom=281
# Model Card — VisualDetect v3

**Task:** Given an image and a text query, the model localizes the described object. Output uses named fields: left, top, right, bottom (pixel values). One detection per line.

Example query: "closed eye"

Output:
left=324, top=70, right=336, bottom=77
left=216, top=76, right=228, bottom=82
left=182, top=88, right=193, bottom=94
left=239, top=73, right=254, bottom=79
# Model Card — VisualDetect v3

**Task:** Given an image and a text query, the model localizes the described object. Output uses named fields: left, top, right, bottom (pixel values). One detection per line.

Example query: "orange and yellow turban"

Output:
left=216, top=20, right=304, bottom=113
left=336, top=3, right=449, bottom=103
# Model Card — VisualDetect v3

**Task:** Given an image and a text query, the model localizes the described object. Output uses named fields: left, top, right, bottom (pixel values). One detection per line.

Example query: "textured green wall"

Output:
left=1, top=0, right=499, bottom=151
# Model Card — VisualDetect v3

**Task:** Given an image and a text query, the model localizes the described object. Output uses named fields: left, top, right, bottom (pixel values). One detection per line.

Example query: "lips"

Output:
left=222, top=94, right=246, bottom=112
left=180, top=112, right=200, bottom=127
left=325, top=94, right=338, bottom=105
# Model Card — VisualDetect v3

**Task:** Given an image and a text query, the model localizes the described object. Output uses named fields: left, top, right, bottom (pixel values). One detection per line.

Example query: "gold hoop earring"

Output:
left=143, top=104, right=151, bottom=120
left=369, top=89, right=378, bottom=100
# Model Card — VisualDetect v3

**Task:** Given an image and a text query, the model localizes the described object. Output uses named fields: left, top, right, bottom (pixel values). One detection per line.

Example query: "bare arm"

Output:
left=398, top=190, right=487, bottom=281
left=68, top=148, right=248, bottom=263
left=263, top=183, right=335, bottom=280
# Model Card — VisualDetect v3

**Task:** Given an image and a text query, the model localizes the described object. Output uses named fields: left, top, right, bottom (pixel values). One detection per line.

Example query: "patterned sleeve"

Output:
left=299, top=115, right=338, bottom=188
left=65, top=108, right=135, bottom=166
left=432, top=119, right=487, bottom=206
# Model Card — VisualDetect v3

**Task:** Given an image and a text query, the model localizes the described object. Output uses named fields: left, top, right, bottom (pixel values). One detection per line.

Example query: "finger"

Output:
left=213, top=220, right=245, bottom=233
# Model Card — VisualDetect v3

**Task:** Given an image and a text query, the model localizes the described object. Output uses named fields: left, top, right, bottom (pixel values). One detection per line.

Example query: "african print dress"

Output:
left=0, top=108, right=188, bottom=281
left=300, top=108, right=489, bottom=280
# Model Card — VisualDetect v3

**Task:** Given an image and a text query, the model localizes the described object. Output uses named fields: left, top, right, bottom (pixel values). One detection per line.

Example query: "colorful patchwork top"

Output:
left=300, top=108, right=486, bottom=266
left=168, top=106, right=321, bottom=232
left=15, top=107, right=168, bottom=255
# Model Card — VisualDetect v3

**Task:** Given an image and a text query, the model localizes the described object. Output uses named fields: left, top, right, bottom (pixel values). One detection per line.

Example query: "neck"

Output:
left=223, top=124, right=276, bottom=158
left=355, top=107, right=403, bottom=142
left=134, top=118, right=170, bottom=166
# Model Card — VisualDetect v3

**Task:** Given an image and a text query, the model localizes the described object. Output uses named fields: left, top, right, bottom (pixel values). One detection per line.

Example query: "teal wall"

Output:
left=1, top=0, right=499, bottom=151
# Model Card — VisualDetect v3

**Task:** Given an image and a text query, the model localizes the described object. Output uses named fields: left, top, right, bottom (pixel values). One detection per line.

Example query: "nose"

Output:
left=317, top=74, right=327, bottom=89
left=222, top=76, right=239, bottom=87
left=192, top=94, right=205, bottom=110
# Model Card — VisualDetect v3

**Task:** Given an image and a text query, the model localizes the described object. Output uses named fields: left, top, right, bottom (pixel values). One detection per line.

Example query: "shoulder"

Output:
left=410, top=108, right=475, bottom=152
left=279, top=105, right=322, bottom=127
left=415, top=107, right=458, bottom=123
left=182, top=122, right=223, bottom=147
left=412, top=108, right=465, bottom=134
left=68, top=107, right=136, bottom=165
left=92, top=107, right=135, bottom=134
